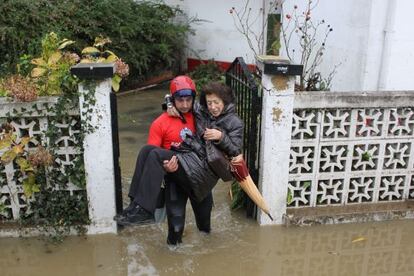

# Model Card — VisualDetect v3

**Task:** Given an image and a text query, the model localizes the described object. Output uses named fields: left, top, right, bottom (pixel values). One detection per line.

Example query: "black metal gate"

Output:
left=110, top=92, right=123, bottom=215
left=225, top=57, right=262, bottom=218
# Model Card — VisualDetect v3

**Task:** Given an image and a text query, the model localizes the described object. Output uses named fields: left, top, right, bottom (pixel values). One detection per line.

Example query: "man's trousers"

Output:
left=165, top=179, right=213, bottom=245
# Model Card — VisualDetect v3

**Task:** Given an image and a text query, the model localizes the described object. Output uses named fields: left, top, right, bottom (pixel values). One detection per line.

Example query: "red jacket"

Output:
left=147, top=111, right=195, bottom=149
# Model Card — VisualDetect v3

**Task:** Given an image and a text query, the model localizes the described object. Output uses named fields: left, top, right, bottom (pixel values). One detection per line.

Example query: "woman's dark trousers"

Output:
left=128, top=144, right=186, bottom=214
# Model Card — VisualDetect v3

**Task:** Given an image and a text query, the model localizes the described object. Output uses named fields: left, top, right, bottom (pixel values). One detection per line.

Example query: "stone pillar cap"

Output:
left=256, top=55, right=290, bottom=64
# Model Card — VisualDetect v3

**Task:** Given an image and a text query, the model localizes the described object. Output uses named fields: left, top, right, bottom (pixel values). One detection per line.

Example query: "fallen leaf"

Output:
left=328, top=251, right=340, bottom=255
left=352, top=237, right=367, bottom=243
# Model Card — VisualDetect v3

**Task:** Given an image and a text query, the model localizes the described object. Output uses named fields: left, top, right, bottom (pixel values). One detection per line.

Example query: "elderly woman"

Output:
left=172, top=82, right=243, bottom=200
left=165, top=81, right=243, bottom=244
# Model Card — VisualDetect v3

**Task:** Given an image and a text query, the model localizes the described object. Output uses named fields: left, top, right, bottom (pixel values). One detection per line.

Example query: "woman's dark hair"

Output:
left=199, top=82, right=235, bottom=108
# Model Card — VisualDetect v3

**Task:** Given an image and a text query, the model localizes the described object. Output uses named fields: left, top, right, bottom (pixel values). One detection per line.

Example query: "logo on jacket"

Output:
left=180, top=127, right=193, bottom=140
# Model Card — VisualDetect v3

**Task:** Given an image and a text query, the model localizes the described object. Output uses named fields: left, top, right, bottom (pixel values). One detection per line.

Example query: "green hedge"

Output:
left=0, top=0, right=191, bottom=82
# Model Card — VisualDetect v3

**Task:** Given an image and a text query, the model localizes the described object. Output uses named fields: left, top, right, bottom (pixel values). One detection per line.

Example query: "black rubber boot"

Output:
left=167, top=217, right=184, bottom=245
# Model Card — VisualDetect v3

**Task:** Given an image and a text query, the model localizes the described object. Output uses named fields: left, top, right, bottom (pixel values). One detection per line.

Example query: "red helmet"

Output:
left=170, top=75, right=196, bottom=97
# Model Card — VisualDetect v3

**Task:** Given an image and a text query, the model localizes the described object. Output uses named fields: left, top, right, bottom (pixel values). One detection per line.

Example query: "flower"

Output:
left=28, top=146, right=54, bottom=168
left=63, top=52, right=80, bottom=64
left=3, top=75, right=38, bottom=102
left=0, top=123, right=13, bottom=134
left=115, top=59, right=130, bottom=78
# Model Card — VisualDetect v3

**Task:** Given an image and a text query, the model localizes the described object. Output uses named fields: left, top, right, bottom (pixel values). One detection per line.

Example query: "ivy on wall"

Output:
left=0, top=32, right=126, bottom=241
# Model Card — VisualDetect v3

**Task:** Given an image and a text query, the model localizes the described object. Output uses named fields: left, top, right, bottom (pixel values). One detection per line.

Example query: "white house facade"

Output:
left=163, top=0, right=414, bottom=92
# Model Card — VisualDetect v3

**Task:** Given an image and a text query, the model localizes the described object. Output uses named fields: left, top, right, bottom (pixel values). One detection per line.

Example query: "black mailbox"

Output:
left=256, top=56, right=303, bottom=76
left=71, top=63, right=115, bottom=79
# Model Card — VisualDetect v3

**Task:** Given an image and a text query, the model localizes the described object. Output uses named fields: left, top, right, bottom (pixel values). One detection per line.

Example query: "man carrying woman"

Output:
left=115, top=76, right=243, bottom=245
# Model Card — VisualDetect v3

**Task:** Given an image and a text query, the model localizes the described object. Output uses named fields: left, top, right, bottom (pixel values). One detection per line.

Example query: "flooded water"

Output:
left=1, top=86, right=414, bottom=276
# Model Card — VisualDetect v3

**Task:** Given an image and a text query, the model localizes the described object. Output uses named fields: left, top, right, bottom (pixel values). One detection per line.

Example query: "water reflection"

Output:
left=1, top=88, right=414, bottom=276
left=0, top=234, right=127, bottom=276
left=1, top=218, right=413, bottom=275
left=115, top=183, right=414, bottom=276
left=272, top=221, right=414, bottom=276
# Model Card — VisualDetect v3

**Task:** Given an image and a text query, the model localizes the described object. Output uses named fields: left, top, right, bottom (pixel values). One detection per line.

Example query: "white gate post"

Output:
left=256, top=56, right=301, bottom=225
left=71, top=63, right=118, bottom=234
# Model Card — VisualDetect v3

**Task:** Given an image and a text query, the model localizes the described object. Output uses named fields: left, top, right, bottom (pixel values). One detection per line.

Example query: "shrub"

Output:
left=189, top=61, right=225, bottom=92
left=0, top=0, right=191, bottom=83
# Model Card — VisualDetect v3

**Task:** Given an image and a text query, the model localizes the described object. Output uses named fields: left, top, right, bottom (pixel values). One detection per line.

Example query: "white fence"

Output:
left=0, top=73, right=118, bottom=236
left=288, top=91, right=414, bottom=209
left=257, top=57, right=414, bottom=225
left=0, top=98, right=84, bottom=221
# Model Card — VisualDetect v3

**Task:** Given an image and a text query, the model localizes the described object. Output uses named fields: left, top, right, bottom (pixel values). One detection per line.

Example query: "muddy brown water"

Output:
left=1, top=87, right=414, bottom=276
